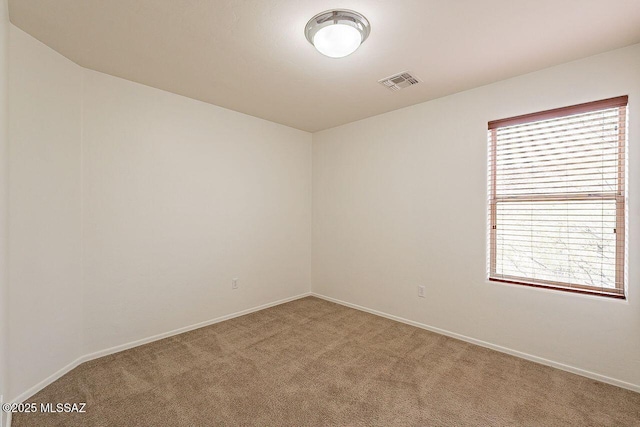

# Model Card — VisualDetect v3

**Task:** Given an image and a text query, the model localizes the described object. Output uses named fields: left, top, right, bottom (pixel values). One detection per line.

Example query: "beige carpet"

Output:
left=12, top=296, right=640, bottom=426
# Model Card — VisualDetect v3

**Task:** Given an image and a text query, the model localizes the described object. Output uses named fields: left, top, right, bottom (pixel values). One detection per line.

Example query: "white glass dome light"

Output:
left=305, top=10, right=370, bottom=58
left=313, top=24, right=362, bottom=58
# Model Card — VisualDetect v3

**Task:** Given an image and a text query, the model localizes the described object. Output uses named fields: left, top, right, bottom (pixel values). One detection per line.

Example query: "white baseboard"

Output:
left=80, top=292, right=311, bottom=362
left=10, top=292, right=312, bottom=409
left=7, top=288, right=637, bottom=427
left=311, top=292, right=640, bottom=394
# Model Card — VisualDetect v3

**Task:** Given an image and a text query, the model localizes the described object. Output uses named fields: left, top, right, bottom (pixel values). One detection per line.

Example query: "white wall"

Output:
left=0, top=0, right=8, bottom=422
left=7, top=17, right=639, bottom=404
left=7, top=25, right=312, bottom=400
left=81, top=69, right=312, bottom=354
left=313, top=44, right=640, bottom=388
left=8, top=26, right=83, bottom=401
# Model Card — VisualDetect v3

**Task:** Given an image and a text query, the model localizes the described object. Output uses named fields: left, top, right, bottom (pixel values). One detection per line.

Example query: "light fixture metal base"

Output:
left=304, top=9, right=371, bottom=46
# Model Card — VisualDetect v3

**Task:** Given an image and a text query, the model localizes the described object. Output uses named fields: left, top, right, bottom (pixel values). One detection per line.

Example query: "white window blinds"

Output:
left=488, top=96, right=627, bottom=298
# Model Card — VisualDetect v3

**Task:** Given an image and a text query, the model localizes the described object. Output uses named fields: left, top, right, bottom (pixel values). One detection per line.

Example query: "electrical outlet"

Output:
left=232, top=278, right=238, bottom=289
left=418, top=285, right=425, bottom=298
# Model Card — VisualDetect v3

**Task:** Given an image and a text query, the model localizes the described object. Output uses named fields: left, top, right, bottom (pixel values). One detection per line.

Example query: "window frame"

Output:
left=488, top=96, right=628, bottom=299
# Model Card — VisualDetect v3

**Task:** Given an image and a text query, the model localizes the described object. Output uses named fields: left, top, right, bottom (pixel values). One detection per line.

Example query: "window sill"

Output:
left=488, top=278, right=626, bottom=300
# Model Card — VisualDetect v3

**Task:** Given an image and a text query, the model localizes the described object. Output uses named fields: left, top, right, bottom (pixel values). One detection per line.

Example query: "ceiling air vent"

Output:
left=378, top=71, right=421, bottom=91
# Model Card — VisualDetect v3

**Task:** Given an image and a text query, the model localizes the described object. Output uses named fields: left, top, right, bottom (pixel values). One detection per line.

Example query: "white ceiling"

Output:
left=9, top=0, right=640, bottom=132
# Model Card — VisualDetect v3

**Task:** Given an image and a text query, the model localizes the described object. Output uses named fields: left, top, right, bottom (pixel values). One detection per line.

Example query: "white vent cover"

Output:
left=378, top=71, right=421, bottom=91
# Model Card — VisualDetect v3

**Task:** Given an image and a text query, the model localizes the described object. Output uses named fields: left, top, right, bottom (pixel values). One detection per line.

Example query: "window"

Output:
left=488, top=96, right=627, bottom=298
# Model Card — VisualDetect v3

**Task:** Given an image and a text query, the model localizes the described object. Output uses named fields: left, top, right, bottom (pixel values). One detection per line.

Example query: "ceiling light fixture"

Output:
left=305, top=9, right=370, bottom=58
